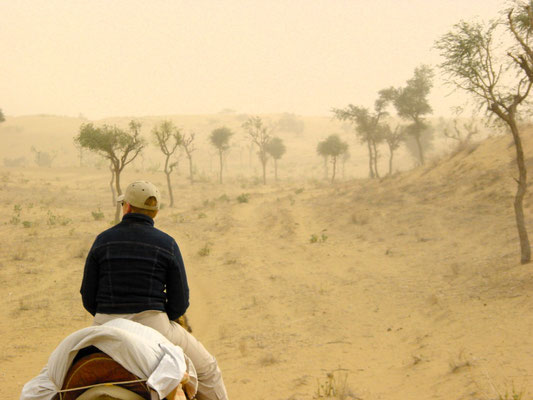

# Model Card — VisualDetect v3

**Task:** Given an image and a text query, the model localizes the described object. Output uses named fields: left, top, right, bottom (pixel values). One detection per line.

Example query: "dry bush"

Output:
left=259, top=353, right=278, bottom=367
left=315, top=371, right=357, bottom=399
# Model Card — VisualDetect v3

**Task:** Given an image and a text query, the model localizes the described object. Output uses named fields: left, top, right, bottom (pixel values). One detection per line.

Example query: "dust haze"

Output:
left=2, top=1, right=533, bottom=400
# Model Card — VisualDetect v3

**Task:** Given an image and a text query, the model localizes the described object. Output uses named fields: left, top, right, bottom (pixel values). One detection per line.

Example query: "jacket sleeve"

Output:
left=80, top=243, right=99, bottom=316
left=166, top=240, right=190, bottom=320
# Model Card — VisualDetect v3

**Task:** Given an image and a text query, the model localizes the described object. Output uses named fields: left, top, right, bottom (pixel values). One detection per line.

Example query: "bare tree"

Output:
left=180, top=132, right=196, bottom=184
left=443, top=117, right=479, bottom=146
left=153, top=120, right=182, bottom=207
left=436, top=19, right=533, bottom=263
left=242, top=116, right=271, bottom=184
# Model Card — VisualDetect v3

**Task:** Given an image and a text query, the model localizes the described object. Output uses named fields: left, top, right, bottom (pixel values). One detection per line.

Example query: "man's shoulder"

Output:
left=152, top=226, right=178, bottom=246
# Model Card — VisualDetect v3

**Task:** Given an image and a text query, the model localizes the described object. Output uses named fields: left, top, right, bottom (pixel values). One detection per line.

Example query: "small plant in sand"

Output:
left=237, top=193, right=250, bottom=203
left=91, top=208, right=105, bottom=221
left=47, top=211, right=71, bottom=226
left=315, top=371, right=354, bottom=399
left=198, top=243, right=211, bottom=257
left=310, top=232, right=328, bottom=243
left=22, top=221, right=33, bottom=228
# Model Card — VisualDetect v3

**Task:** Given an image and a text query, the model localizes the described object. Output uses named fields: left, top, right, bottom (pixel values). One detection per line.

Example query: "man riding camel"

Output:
left=81, top=180, right=228, bottom=400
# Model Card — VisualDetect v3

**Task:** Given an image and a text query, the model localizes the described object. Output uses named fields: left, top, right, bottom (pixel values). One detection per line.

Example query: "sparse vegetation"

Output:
left=91, top=208, right=105, bottom=221
left=315, top=371, right=354, bottom=400
left=237, top=193, right=250, bottom=203
left=198, top=243, right=211, bottom=257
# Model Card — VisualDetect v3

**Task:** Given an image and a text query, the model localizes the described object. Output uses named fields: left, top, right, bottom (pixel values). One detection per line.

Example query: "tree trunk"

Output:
left=166, top=171, right=174, bottom=208
left=114, top=166, right=122, bottom=224
left=331, top=157, right=337, bottom=183
left=367, top=140, right=375, bottom=178
left=109, top=163, right=116, bottom=207
left=164, top=155, right=175, bottom=207
left=323, top=156, right=328, bottom=180
left=187, top=154, right=194, bottom=184
left=262, top=160, right=267, bottom=184
left=388, top=146, right=394, bottom=175
left=509, top=118, right=531, bottom=264
left=415, top=134, right=425, bottom=165
left=274, top=159, right=278, bottom=182
left=372, top=139, right=380, bottom=178
left=219, top=149, right=223, bottom=184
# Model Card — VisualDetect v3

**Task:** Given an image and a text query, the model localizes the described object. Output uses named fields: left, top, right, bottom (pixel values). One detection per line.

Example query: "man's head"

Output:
left=117, top=181, right=161, bottom=218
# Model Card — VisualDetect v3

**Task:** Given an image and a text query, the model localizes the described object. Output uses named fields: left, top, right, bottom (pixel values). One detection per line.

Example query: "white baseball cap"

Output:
left=117, top=181, right=160, bottom=211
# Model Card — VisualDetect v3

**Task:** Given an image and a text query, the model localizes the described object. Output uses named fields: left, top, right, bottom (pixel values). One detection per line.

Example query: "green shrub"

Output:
left=91, top=209, right=105, bottom=221
left=237, top=193, right=250, bottom=203
left=198, top=243, right=211, bottom=257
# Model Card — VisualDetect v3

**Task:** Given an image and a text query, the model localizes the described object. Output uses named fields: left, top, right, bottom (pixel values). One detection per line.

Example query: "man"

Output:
left=81, top=180, right=228, bottom=400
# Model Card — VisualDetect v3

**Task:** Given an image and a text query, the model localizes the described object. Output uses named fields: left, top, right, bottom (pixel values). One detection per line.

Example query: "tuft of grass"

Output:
left=310, top=231, right=328, bottom=243
left=197, top=212, right=207, bottom=219
left=198, top=243, right=211, bottom=257
left=11, top=249, right=25, bottom=261
left=22, top=221, right=33, bottom=228
left=351, top=214, right=368, bottom=225
left=47, top=211, right=71, bottom=226
left=237, top=193, right=250, bottom=203
left=91, top=208, right=105, bottom=221
left=171, top=213, right=185, bottom=223
left=259, top=353, right=278, bottom=367
left=498, top=386, right=525, bottom=400
left=315, top=371, right=355, bottom=399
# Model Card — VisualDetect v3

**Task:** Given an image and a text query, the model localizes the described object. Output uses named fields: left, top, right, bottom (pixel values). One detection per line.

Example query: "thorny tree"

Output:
left=436, top=19, right=533, bottom=263
left=153, top=120, right=182, bottom=207
left=242, top=116, right=271, bottom=184
left=75, top=120, right=145, bottom=222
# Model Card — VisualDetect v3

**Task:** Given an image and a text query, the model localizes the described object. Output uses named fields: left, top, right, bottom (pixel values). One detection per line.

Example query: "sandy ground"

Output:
left=1, top=129, right=533, bottom=400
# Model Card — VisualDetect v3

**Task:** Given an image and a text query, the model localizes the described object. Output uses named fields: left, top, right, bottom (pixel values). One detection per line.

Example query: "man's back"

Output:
left=80, top=212, right=189, bottom=320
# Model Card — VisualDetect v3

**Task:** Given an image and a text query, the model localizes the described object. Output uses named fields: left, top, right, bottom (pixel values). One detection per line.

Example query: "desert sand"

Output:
left=1, top=115, right=533, bottom=400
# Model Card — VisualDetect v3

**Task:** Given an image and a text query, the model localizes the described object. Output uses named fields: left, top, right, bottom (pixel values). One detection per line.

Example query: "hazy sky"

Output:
left=1, top=0, right=506, bottom=119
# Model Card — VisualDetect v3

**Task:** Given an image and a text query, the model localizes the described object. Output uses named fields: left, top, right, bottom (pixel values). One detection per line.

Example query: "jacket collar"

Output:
left=121, top=213, right=155, bottom=226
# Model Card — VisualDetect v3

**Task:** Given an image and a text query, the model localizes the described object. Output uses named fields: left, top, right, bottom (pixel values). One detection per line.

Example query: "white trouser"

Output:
left=93, top=311, right=228, bottom=400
